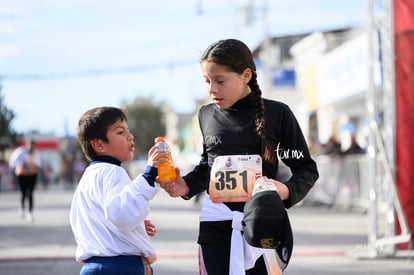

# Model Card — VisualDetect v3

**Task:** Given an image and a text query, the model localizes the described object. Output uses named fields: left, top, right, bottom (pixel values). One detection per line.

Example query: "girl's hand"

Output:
left=271, top=179, right=290, bottom=200
left=144, top=220, right=156, bottom=237
left=159, top=168, right=190, bottom=198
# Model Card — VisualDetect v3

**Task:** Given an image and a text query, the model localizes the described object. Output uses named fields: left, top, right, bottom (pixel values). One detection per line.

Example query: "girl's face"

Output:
left=201, top=61, right=252, bottom=109
left=93, top=119, right=135, bottom=162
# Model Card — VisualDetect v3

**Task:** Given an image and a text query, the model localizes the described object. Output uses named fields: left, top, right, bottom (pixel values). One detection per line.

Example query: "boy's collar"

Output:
left=89, top=155, right=121, bottom=166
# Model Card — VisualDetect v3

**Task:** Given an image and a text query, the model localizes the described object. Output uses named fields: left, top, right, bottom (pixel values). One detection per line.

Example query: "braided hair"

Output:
left=200, top=39, right=277, bottom=164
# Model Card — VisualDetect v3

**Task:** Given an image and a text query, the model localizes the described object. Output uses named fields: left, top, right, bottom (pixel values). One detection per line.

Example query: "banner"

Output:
left=394, top=0, right=414, bottom=248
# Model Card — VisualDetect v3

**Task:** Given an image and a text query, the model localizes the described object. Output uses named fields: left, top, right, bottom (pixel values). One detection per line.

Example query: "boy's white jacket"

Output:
left=70, top=162, right=158, bottom=262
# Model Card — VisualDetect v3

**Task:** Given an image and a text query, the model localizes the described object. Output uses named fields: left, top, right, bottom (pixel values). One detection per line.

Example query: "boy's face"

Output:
left=96, top=119, right=134, bottom=162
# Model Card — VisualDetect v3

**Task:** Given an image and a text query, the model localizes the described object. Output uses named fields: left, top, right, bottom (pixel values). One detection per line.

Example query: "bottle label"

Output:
left=157, top=142, right=168, bottom=150
left=209, top=155, right=262, bottom=203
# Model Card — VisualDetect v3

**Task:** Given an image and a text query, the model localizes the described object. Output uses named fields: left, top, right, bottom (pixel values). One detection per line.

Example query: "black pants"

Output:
left=17, top=175, right=37, bottom=212
left=201, top=243, right=267, bottom=274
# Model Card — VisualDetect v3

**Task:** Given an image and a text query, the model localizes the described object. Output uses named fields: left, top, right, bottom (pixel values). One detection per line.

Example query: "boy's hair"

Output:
left=200, top=39, right=277, bottom=164
left=77, top=106, right=127, bottom=160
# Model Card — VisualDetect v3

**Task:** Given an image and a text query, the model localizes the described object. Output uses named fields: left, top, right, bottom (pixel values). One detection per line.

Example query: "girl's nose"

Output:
left=208, top=83, right=216, bottom=94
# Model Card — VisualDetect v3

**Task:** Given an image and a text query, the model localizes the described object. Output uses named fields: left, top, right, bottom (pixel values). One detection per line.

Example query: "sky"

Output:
left=0, top=0, right=367, bottom=137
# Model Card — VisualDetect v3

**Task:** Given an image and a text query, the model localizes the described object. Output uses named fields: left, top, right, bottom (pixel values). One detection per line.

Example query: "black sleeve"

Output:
left=182, top=143, right=211, bottom=200
left=277, top=105, right=319, bottom=208
left=182, top=107, right=211, bottom=200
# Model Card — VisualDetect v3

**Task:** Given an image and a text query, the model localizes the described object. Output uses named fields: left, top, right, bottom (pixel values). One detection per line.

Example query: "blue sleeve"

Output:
left=142, top=165, right=158, bottom=187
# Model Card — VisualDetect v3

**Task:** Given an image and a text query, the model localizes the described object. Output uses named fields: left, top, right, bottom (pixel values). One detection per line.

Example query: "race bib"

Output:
left=209, top=155, right=262, bottom=203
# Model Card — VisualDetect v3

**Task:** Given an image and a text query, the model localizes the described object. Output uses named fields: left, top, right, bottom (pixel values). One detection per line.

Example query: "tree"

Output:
left=0, top=87, right=20, bottom=157
left=122, top=96, right=166, bottom=158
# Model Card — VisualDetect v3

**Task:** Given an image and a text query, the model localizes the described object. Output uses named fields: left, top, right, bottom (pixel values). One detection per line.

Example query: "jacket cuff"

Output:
left=142, top=165, right=158, bottom=187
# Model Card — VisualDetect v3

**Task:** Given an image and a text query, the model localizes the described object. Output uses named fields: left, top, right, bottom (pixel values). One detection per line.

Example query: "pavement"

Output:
left=0, top=184, right=413, bottom=275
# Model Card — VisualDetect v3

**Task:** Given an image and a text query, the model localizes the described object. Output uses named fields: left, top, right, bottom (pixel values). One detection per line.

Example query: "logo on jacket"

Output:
left=275, top=142, right=304, bottom=160
left=205, top=135, right=222, bottom=146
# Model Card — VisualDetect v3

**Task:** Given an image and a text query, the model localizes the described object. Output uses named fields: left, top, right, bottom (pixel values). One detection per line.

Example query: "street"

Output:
left=0, top=184, right=412, bottom=274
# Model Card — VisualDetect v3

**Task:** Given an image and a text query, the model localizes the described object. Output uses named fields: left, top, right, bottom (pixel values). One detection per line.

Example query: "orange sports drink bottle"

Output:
left=154, top=137, right=176, bottom=182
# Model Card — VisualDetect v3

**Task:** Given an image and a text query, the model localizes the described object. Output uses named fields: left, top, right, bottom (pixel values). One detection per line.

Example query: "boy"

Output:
left=70, top=106, right=165, bottom=275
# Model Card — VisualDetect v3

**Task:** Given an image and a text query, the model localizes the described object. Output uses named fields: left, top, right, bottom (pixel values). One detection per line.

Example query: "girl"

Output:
left=161, top=39, right=319, bottom=274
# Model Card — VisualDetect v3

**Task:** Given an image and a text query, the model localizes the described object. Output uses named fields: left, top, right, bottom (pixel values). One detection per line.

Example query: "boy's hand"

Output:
left=144, top=219, right=156, bottom=237
left=147, top=145, right=168, bottom=168
left=159, top=168, right=190, bottom=198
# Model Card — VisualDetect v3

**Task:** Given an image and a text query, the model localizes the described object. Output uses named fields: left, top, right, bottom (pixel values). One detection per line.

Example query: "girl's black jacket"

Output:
left=182, top=93, right=319, bottom=244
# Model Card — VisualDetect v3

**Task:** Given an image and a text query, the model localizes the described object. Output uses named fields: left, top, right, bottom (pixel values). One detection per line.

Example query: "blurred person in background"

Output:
left=9, top=140, right=41, bottom=222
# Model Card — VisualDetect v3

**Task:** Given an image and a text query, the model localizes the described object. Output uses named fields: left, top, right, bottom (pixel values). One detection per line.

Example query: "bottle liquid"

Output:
left=154, top=137, right=176, bottom=182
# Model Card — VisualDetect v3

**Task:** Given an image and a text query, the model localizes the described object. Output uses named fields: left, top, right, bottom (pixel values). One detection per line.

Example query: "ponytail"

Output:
left=249, top=73, right=277, bottom=165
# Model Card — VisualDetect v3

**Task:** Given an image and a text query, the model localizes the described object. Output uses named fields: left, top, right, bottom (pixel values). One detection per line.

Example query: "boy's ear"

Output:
left=91, top=139, right=105, bottom=153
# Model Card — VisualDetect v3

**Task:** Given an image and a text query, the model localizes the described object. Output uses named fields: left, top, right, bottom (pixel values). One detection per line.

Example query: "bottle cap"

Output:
left=154, top=137, right=166, bottom=143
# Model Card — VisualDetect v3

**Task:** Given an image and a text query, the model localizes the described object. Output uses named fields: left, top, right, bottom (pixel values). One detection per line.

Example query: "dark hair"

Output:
left=77, top=106, right=127, bottom=160
left=200, top=39, right=277, bottom=164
